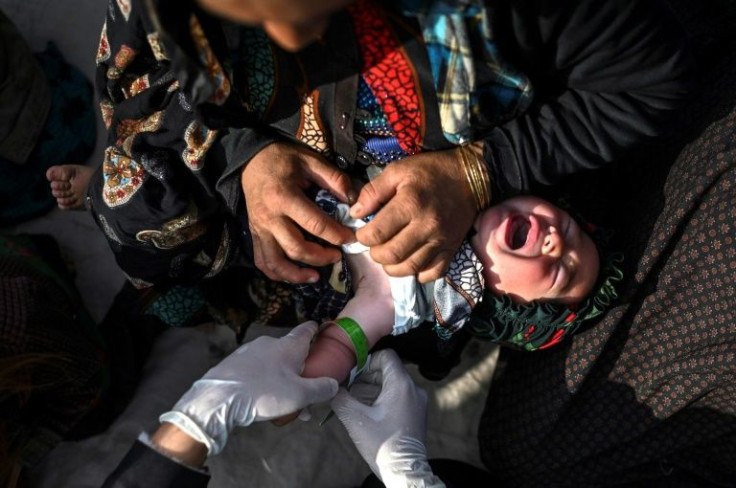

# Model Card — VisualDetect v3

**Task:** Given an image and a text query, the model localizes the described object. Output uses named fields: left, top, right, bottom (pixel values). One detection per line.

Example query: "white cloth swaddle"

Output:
left=334, top=203, right=435, bottom=336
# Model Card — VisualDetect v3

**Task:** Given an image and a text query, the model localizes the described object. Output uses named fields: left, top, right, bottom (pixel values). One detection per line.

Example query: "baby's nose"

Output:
left=541, top=226, right=564, bottom=259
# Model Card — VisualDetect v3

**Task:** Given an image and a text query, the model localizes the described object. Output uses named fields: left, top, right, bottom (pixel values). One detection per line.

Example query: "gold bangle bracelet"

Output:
left=457, top=145, right=491, bottom=211
left=456, top=146, right=476, bottom=210
left=462, top=146, right=487, bottom=210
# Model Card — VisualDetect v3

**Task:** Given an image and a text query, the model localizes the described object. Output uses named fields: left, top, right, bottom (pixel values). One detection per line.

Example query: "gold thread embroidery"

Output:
left=107, top=45, right=137, bottom=80
left=96, top=21, right=110, bottom=65
left=135, top=202, right=208, bottom=249
left=147, top=32, right=168, bottom=61
left=102, top=147, right=147, bottom=207
left=182, top=120, right=217, bottom=170
left=116, top=0, right=131, bottom=21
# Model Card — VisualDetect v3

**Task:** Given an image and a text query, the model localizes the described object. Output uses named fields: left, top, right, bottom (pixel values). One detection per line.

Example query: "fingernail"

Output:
left=350, top=202, right=362, bottom=217
left=347, top=190, right=358, bottom=205
left=307, top=275, right=319, bottom=284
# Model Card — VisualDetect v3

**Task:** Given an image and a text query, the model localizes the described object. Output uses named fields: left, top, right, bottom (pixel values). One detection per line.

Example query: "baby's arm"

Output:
left=271, top=251, right=394, bottom=426
left=303, top=250, right=395, bottom=384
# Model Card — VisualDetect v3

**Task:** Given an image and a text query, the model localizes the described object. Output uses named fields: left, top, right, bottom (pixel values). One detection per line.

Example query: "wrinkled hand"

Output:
left=241, top=142, right=356, bottom=283
left=160, top=321, right=339, bottom=455
left=330, top=349, right=445, bottom=488
left=350, top=148, right=477, bottom=283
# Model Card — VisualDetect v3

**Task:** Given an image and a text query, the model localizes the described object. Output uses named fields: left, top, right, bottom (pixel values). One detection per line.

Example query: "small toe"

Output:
left=57, top=197, right=79, bottom=207
left=46, top=166, right=63, bottom=182
left=51, top=180, right=71, bottom=191
left=46, top=165, right=76, bottom=183
left=52, top=189, right=73, bottom=198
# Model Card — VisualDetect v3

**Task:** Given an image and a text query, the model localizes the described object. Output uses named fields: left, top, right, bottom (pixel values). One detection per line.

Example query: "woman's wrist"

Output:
left=456, top=142, right=491, bottom=212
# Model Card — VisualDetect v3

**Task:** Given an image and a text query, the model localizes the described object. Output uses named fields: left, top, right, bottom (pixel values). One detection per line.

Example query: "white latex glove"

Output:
left=159, top=321, right=339, bottom=456
left=330, top=349, right=446, bottom=488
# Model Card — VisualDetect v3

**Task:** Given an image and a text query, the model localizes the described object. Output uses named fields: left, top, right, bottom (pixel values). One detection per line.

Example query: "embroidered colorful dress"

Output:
left=89, top=0, right=693, bottom=346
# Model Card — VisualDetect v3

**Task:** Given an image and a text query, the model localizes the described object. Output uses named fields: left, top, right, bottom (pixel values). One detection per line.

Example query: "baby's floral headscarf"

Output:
left=436, top=200, right=624, bottom=351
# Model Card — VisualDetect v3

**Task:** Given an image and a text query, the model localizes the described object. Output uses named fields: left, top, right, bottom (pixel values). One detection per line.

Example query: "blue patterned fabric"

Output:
left=298, top=2, right=534, bottom=334
left=355, top=78, right=408, bottom=164
left=293, top=191, right=354, bottom=323
left=400, top=0, right=533, bottom=144
left=146, top=284, right=208, bottom=327
left=306, top=64, right=491, bottom=335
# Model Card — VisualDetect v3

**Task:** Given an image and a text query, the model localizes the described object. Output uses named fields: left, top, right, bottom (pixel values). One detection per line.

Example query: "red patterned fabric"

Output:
left=348, top=0, right=423, bottom=155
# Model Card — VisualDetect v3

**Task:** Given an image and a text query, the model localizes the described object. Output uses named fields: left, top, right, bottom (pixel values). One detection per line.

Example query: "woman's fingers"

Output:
left=351, top=150, right=477, bottom=280
left=242, top=142, right=355, bottom=283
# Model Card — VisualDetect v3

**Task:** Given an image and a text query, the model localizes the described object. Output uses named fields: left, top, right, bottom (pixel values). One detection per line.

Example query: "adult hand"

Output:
left=350, top=147, right=477, bottom=283
left=330, top=349, right=445, bottom=488
left=241, top=142, right=357, bottom=283
left=159, top=321, right=339, bottom=455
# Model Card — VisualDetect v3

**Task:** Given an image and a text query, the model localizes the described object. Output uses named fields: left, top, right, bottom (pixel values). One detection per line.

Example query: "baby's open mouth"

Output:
left=509, top=215, right=530, bottom=250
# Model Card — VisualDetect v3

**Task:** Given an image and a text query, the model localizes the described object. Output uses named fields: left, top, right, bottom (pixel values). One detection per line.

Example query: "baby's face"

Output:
left=470, top=196, right=599, bottom=305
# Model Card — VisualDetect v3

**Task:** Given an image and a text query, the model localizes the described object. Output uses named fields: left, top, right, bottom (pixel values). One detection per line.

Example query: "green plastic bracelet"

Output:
left=333, top=317, right=369, bottom=370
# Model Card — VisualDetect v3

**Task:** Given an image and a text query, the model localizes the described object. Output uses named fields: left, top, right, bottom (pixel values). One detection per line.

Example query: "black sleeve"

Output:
left=484, top=0, right=697, bottom=198
left=101, top=441, right=211, bottom=488
left=88, top=0, right=274, bottom=287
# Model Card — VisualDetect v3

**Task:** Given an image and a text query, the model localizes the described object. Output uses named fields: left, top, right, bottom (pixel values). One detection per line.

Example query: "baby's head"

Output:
left=465, top=195, right=623, bottom=350
left=470, top=195, right=600, bottom=305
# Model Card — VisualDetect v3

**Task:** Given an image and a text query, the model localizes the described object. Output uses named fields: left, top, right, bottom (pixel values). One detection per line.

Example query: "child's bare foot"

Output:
left=46, top=164, right=95, bottom=210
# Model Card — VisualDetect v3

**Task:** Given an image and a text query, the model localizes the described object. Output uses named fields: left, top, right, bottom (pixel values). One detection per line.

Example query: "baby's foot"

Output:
left=46, top=164, right=95, bottom=210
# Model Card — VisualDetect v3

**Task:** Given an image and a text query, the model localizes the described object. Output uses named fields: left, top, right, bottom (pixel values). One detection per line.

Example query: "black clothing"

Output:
left=477, top=2, right=736, bottom=482
left=101, top=441, right=210, bottom=488
left=0, top=9, right=49, bottom=166
left=89, top=0, right=693, bottom=286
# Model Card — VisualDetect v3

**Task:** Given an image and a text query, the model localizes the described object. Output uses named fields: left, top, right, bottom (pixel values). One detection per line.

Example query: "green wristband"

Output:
left=333, top=317, right=369, bottom=370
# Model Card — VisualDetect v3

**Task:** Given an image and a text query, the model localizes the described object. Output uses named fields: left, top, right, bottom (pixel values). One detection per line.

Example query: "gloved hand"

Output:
left=159, top=321, right=339, bottom=456
left=330, top=349, right=446, bottom=488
